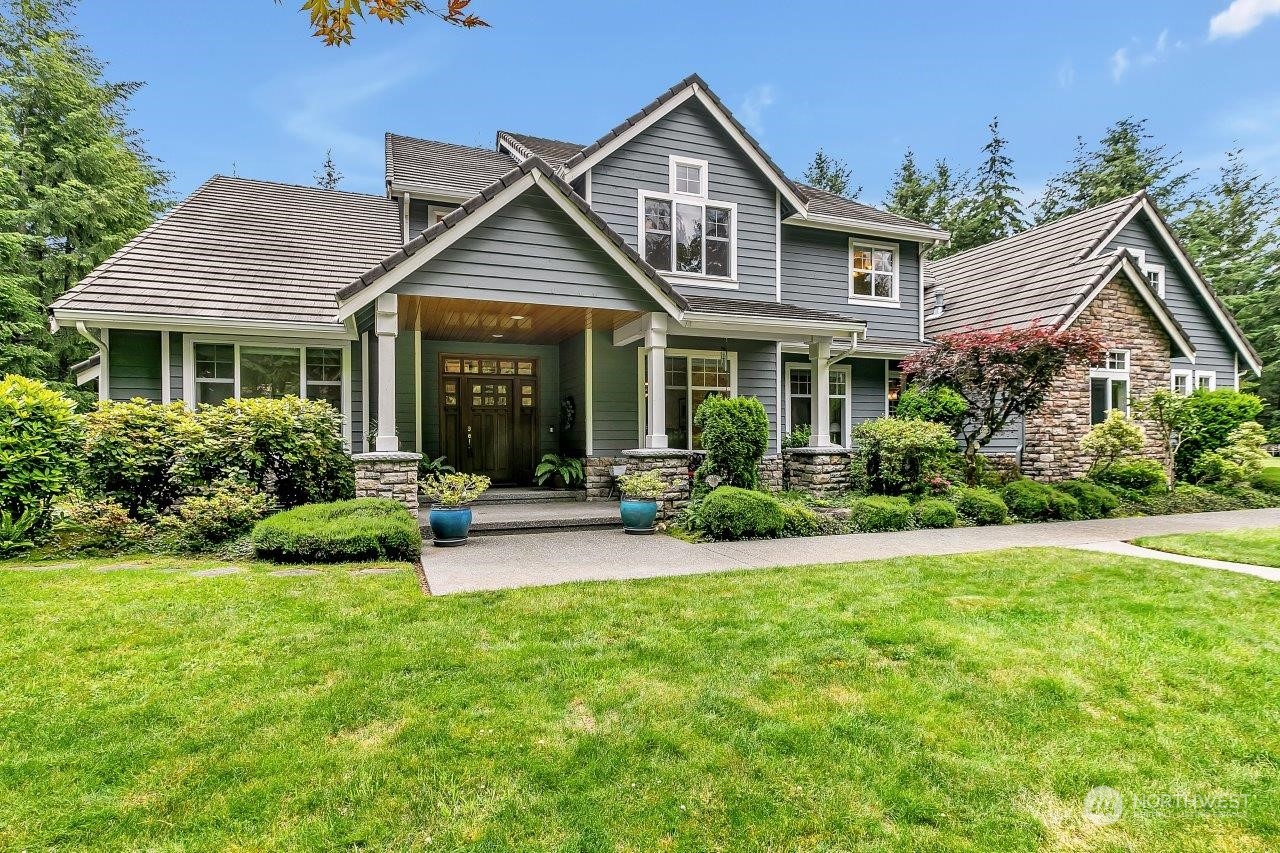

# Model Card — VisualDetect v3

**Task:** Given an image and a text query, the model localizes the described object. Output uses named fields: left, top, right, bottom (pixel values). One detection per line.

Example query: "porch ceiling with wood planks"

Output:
left=398, top=296, right=642, bottom=345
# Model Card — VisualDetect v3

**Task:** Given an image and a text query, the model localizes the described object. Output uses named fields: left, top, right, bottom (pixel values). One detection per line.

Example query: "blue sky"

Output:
left=73, top=0, right=1280, bottom=207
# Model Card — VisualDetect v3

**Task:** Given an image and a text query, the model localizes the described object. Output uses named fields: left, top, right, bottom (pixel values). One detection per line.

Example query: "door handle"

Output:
left=466, top=424, right=473, bottom=456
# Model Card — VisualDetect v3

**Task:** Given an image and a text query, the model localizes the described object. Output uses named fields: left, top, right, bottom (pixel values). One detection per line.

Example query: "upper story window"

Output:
left=1119, top=246, right=1165, bottom=298
left=1195, top=371, right=1217, bottom=392
left=849, top=239, right=899, bottom=302
left=639, top=157, right=736, bottom=284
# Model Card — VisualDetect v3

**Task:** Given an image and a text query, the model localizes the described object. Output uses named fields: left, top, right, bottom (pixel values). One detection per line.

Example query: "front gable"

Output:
left=591, top=97, right=780, bottom=303
left=1099, top=204, right=1258, bottom=379
left=395, top=184, right=666, bottom=313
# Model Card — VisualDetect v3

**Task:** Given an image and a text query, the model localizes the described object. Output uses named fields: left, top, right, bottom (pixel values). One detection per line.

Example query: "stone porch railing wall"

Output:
left=757, top=454, right=784, bottom=493
left=782, top=447, right=854, bottom=499
left=353, top=452, right=422, bottom=516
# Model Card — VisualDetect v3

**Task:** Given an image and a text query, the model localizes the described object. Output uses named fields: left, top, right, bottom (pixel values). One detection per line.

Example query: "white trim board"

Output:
left=1059, top=254, right=1196, bottom=362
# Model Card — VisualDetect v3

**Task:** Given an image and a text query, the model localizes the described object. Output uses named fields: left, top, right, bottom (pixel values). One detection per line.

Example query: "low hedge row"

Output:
left=250, top=498, right=422, bottom=563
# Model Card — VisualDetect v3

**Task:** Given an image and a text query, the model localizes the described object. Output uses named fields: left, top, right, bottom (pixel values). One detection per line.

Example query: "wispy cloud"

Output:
left=260, top=48, right=432, bottom=185
left=1209, top=0, right=1280, bottom=39
left=1056, top=60, right=1076, bottom=89
left=738, top=84, right=777, bottom=137
left=1193, top=96, right=1280, bottom=184
left=1110, top=29, right=1183, bottom=81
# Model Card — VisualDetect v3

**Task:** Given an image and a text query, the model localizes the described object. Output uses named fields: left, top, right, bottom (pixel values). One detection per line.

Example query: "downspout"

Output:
left=76, top=321, right=109, bottom=402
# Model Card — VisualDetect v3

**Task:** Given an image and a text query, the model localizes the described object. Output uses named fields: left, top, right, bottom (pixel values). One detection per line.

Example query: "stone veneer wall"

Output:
left=353, top=452, right=422, bottom=516
left=619, top=449, right=699, bottom=518
left=1022, top=276, right=1171, bottom=480
left=757, top=455, right=784, bottom=493
left=782, top=447, right=853, bottom=498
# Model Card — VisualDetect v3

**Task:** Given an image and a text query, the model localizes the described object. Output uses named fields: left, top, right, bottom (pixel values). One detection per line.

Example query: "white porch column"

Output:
left=809, top=337, right=833, bottom=447
left=374, top=293, right=399, bottom=452
left=644, top=313, right=668, bottom=449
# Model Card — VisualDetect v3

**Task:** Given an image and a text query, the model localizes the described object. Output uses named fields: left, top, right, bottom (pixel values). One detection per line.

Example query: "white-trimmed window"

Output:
left=886, top=363, right=903, bottom=416
left=1195, top=370, right=1217, bottom=392
left=192, top=341, right=345, bottom=412
left=639, top=157, right=736, bottom=283
left=849, top=239, right=899, bottom=302
left=1089, top=349, right=1130, bottom=424
left=1171, top=369, right=1193, bottom=397
left=785, top=364, right=851, bottom=446
left=640, top=349, right=737, bottom=450
left=1118, top=246, right=1166, bottom=298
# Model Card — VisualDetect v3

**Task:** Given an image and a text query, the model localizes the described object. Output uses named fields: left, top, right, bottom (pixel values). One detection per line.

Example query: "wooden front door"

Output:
left=440, top=356, right=538, bottom=484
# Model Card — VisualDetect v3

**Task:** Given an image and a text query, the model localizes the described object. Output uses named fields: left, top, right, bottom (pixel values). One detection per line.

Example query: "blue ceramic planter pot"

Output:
left=619, top=498, right=658, bottom=534
left=428, top=506, right=473, bottom=546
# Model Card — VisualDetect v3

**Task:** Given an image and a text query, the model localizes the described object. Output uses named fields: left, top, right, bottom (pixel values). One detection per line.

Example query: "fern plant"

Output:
left=534, top=453, right=584, bottom=488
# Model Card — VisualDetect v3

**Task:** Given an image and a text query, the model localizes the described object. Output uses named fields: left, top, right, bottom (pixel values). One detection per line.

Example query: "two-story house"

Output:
left=51, top=74, right=1260, bottom=491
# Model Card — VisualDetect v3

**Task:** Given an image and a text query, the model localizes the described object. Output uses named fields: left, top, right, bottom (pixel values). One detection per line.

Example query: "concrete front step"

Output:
left=473, top=487, right=585, bottom=505
left=421, top=499, right=620, bottom=537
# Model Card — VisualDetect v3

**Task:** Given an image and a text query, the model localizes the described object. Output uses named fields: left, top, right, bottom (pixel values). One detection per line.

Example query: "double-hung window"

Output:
left=1171, top=369, right=1193, bottom=397
left=1089, top=349, right=1130, bottom=424
left=640, top=157, right=735, bottom=282
left=1195, top=371, right=1217, bottom=392
left=642, top=350, right=736, bottom=450
left=193, top=342, right=345, bottom=412
left=849, top=240, right=898, bottom=301
left=785, top=364, right=851, bottom=446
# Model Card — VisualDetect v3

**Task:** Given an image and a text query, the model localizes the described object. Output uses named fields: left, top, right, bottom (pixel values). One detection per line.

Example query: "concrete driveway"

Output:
left=421, top=507, right=1280, bottom=594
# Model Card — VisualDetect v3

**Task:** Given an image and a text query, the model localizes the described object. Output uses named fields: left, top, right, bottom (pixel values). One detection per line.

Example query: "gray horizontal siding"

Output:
left=395, top=333, right=418, bottom=452
left=1107, top=216, right=1237, bottom=385
left=591, top=99, right=778, bottom=304
left=592, top=331, right=639, bottom=454
left=782, top=225, right=923, bottom=345
left=169, top=332, right=183, bottom=403
left=108, top=330, right=162, bottom=402
left=560, top=332, right=586, bottom=455
left=397, top=187, right=662, bottom=312
left=349, top=338, right=364, bottom=452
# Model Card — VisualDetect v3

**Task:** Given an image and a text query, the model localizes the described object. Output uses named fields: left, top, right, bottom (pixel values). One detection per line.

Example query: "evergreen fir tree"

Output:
left=803, top=148, right=860, bottom=199
left=0, top=0, right=169, bottom=381
left=885, top=148, right=932, bottom=223
left=314, top=149, right=343, bottom=190
left=1034, top=117, right=1193, bottom=223
left=944, top=117, right=1024, bottom=255
left=927, top=159, right=957, bottom=232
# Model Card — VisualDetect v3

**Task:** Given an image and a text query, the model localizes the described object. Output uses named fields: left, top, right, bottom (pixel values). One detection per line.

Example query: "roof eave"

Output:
left=784, top=212, right=949, bottom=243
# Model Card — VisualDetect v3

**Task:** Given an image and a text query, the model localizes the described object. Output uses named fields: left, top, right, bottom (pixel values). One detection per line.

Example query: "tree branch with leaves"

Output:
left=284, top=0, right=488, bottom=46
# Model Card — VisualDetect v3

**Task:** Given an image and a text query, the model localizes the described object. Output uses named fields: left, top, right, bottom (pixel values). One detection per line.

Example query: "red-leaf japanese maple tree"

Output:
left=900, top=324, right=1103, bottom=484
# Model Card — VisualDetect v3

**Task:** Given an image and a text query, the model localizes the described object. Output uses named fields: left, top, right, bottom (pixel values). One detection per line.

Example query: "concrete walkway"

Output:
left=1074, top=540, right=1280, bottom=582
left=421, top=507, right=1280, bottom=594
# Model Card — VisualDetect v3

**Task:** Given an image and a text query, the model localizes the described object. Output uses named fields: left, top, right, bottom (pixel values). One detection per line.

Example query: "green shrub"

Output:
left=1080, top=410, right=1145, bottom=476
left=0, top=374, right=82, bottom=536
left=1054, top=479, right=1119, bottom=520
left=1001, top=480, right=1079, bottom=521
left=896, top=383, right=968, bottom=430
left=251, top=498, right=421, bottom=563
left=52, top=496, right=147, bottom=554
left=693, top=396, right=770, bottom=491
left=1252, top=465, right=1280, bottom=496
left=852, top=417, right=957, bottom=495
left=1175, top=389, right=1264, bottom=479
left=850, top=496, right=913, bottom=532
left=780, top=501, right=823, bottom=537
left=952, top=487, right=1008, bottom=526
left=153, top=480, right=272, bottom=553
left=81, top=398, right=194, bottom=518
left=1190, top=422, right=1269, bottom=487
left=0, top=508, right=41, bottom=557
left=1090, top=458, right=1167, bottom=495
left=698, top=486, right=785, bottom=541
left=781, top=424, right=811, bottom=449
left=912, top=498, right=958, bottom=529
left=1129, top=484, right=1241, bottom=516
left=179, top=396, right=354, bottom=508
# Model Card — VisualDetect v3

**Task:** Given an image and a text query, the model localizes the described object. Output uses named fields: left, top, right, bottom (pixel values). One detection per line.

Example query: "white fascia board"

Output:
left=783, top=212, right=949, bottom=244
left=386, top=183, right=475, bottom=204
left=562, top=85, right=810, bottom=214
left=677, top=311, right=866, bottom=340
left=73, top=362, right=101, bottom=386
left=1061, top=256, right=1196, bottom=361
left=53, top=309, right=354, bottom=340
left=1087, top=199, right=1261, bottom=375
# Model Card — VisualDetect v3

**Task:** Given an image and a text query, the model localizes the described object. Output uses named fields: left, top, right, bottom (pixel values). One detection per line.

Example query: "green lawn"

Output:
left=3, top=551, right=1279, bottom=851
left=1136, top=526, right=1280, bottom=568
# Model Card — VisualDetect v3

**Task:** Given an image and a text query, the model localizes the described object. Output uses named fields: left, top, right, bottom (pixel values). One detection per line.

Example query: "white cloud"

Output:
left=738, top=84, right=777, bottom=137
left=1209, top=0, right=1280, bottom=39
left=1056, top=60, right=1075, bottom=89
left=1110, top=48, right=1130, bottom=81
left=1110, top=29, right=1184, bottom=81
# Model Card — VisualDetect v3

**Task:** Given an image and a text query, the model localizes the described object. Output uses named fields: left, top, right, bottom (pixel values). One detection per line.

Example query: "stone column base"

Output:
left=783, top=447, right=853, bottom=499
left=615, top=449, right=700, bottom=519
left=353, top=451, right=422, bottom=516
left=757, top=454, right=784, bottom=493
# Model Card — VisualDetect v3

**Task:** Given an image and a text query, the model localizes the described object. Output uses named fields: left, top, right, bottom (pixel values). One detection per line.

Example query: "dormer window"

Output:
left=1119, top=246, right=1165, bottom=298
left=639, top=157, right=736, bottom=285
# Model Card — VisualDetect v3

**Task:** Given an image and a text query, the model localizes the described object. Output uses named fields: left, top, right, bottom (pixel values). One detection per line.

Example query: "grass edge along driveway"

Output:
left=2, top=548, right=1278, bottom=851
left=1135, top=525, right=1280, bottom=569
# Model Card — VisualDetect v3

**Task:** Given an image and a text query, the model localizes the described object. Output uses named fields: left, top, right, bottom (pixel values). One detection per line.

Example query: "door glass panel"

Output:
left=499, top=360, right=515, bottom=375
left=517, top=361, right=535, bottom=375
left=480, top=359, right=497, bottom=374
left=463, top=359, right=479, bottom=374
left=443, top=358, right=461, bottom=374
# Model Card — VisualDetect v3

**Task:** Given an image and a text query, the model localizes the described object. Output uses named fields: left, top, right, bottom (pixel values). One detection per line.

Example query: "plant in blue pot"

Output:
left=421, top=473, right=491, bottom=547
left=616, top=471, right=665, bottom=535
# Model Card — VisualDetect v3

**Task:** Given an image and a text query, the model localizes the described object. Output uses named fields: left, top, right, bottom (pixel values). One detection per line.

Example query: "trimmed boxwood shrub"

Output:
left=1174, top=389, right=1264, bottom=479
left=850, top=496, right=913, bottom=532
left=1090, top=458, right=1167, bottom=495
left=780, top=501, right=823, bottom=537
left=251, top=498, right=422, bottom=563
left=952, top=487, right=1008, bottom=526
left=1054, top=479, right=1119, bottom=520
left=0, top=375, right=82, bottom=535
left=912, top=498, right=958, bottom=529
left=698, top=486, right=785, bottom=541
left=1253, top=465, right=1280, bottom=496
left=1001, top=480, right=1080, bottom=521
left=693, top=396, right=770, bottom=491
